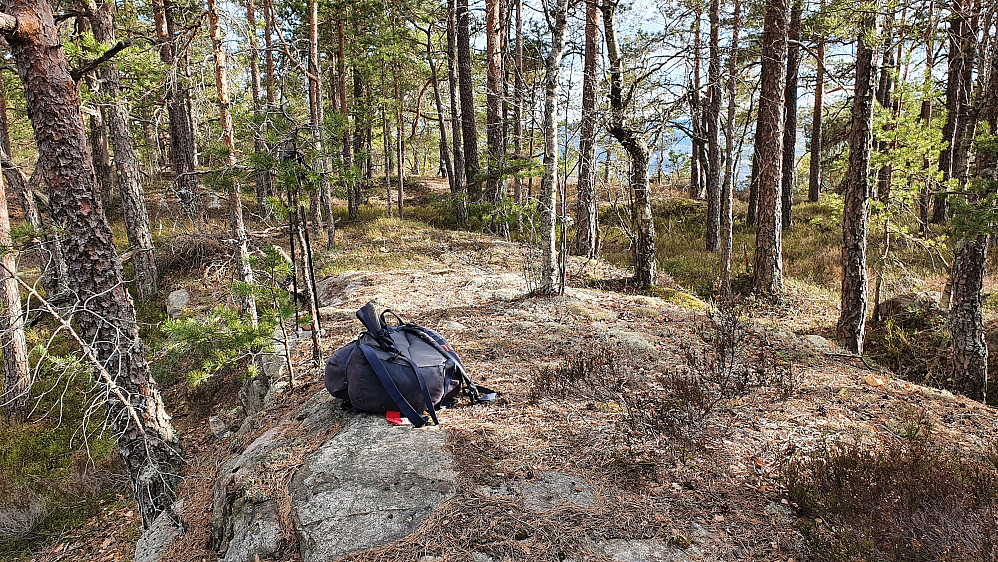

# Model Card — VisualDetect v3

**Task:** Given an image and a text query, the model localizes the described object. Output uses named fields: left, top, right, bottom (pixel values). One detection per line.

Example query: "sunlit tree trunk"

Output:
left=705, top=0, right=721, bottom=251
left=808, top=0, right=825, bottom=203
left=836, top=13, right=877, bottom=353
left=575, top=0, right=600, bottom=258
left=753, top=0, right=789, bottom=295
left=485, top=0, right=505, bottom=202
left=209, top=0, right=258, bottom=326
left=720, top=0, right=741, bottom=294
left=426, top=26, right=454, bottom=199
left=0, top=0, right=181, bottom=525
left=151, top=0, right=199, bottom=218
left=246, top=0, right=272, bottom=205
left=538, top=0, right=569, bottom=295
left=86, top=0, right=158, bottom=300
left=457, top=0, right=480, bottom=200
left=447, top=0, right=468, bottom=223
left=0, top=170, right=28, bottom=421
left=340, top=18, right=358, bottom=221
left=603, top=0, right=656, bottom=290
left=512, top=0, right=524, bottom=204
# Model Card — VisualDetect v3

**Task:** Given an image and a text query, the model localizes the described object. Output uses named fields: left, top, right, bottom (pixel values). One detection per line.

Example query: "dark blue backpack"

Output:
left=324, top=303, right=498, bottom=427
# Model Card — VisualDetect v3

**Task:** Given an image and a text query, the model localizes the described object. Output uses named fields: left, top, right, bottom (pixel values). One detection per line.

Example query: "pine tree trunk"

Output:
left=0, top=74, right=10, bottom=156
left=933, top=0, right=974, bottom=223
left=512, top=0, right=524, bottom=204
left=86, top=0, right=159, bottom=300
left=874, top=11, right=894, bottom=203
left=209, top=0, right=258, bottom=326
left=306, top=0, right=333, bottom=247
left=246, top=0, right=272, bottom=205
left=780, top=0, right=801, bottom=227
left=836, top=13, right=877, bottom=353
left=0, top=169, right=29, bottom=421
left=704, top=0, right=722, bottom=251
left=0, top=0, right=181, bottom=525
left=603, top=0, right=656, bottom=290
left=151, top=0, right=200, bottom=218
left=808, top=5, right=824, bottom=203
left=447, top=0, right=468, bottom=223
left=457, top=0, right=480, bottom=200
left=88, top=109, right=115, bottom=207
left=752, top=0, right=789, bottom=296
left=538, top=0, right=569, bottom=295
left=918, top=0, right=935, bottom=230
left=485, top=0, right=505, bottom=202
left=574, top=0, right=599, bottom=258
left=949, top=235, right=989, bottom=401
left=690, top=10, right=703, bottom=200
left=340, top=19, right=358, bottom=221
left=427, top=27, right=454, bottom=199
left=720, top=0, right=740, bottom=294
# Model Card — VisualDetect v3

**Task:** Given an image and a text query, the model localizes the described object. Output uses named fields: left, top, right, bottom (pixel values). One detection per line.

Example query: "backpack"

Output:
left=323, top=302, right=498, bottom=427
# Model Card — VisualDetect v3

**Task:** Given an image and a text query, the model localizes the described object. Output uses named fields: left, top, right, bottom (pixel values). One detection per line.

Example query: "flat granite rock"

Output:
left=290, top=416, right=456, bottom=562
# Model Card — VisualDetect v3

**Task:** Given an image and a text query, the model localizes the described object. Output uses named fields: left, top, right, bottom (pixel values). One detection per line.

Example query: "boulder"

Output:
left=210, top=392, right=457, bottom=562
left=165, top=289, right=191, bottom=319
left=872, top=291, right=946, bottom=328
left=291, top=416, right=456, bottom=561
left=134, top=501, right=183, bottom=562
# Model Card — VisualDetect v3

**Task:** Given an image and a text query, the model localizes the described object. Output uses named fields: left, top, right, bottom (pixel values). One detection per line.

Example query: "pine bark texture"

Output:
left=86, top=0, right=158, bottom=300
left=427, top=26, right=454, bottom=205
left=457, top=0, right=480, bottom=200
left=809, top=15, right=824, bottom=203
left=246, top=0, right=272, bottom=205
left=209, top=0, right=258, bottom=326
left=446, top=0, right=468, bottom=223
left=485, top=0, right=505, bottom=202
left=574, top=0, right=600, bottom=258
left=2, top=0, right=181, bottom=526
left=836, top=15, right=877, bottom=354
left=151, top=0, right=199, bottom=217
left=947, top=17, right=996, bottom=403
left=538, top=0, right=569, bottom=295
left=752, top=0, right=789, bottom=295
left=0, top=170, right=29, bottom=421
left=720, top=0, right=740, bottom=294
left=704, top=0, right=722, bottom=252
left=781, top=0, right=801, bottom=227
left=603, top=0, right=656, bottom=290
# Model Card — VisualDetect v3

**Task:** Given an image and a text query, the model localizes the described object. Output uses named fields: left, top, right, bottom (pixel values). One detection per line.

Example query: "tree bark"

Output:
left=150, top=0, right=199, bottom=218
left=690, top=10, right=703, bottom=200
left=307, top=0, right=333, bottom=247
left=340, top=18, right=358, bottom=221
left=753, top=0, right=789, bottom=296
left=603, top=0, right=656, bottom=290
left=88, top=108, right=115, bottom=207
left=874, top=10, right=895, bottom=203
left=246, top=0, right=272, bottom=205
left=86, top=0, right=159, bottom=300
left=427, top=26, right=454, bottom=201
left=0, top=169, right=29, bottom=421
left=512, top=0, right=524, bottom=204
left=720, top=0, right=741, bottom=294
left=485, top=0, right=505, bottom=202
left=575, top=0, right=599, bottom=258
left=457, top=0, right=480, bottom=200
left=836, top=13, right=877, bottom=354
left=2, top=0, right=181, bottom=526
left=780, top=0, right=801, bottom=227
left=447, top=0, right=468, bottom=223
left=208, top=0, right=258, bottom=326
left=808, top=1, right=824, bottom=203
left=705, top=0, right=722, bottom=252
left=946, top=5, right=995, bottom=402
left=538, top=0, right=569, bottom=295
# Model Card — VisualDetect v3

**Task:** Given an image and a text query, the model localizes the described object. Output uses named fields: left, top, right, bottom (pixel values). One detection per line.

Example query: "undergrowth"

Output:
left=782, top=408, right=998, bottom=561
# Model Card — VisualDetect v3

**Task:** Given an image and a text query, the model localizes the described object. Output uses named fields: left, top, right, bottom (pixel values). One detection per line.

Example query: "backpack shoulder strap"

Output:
left=358, top=343, right=431, bottom=427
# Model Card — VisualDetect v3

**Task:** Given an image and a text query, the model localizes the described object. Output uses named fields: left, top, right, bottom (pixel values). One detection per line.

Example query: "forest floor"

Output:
left=7, top=177, right=998, bottom=561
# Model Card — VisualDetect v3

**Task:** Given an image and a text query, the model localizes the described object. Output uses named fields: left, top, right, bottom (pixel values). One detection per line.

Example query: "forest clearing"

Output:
left=0, top=0, right=996, bottom=560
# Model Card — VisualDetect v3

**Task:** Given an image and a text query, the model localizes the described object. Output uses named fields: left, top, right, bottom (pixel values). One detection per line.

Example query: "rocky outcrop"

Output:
left=208, top=391, right=456, bottom=562
left=872, top=291, right=946, bottom=327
